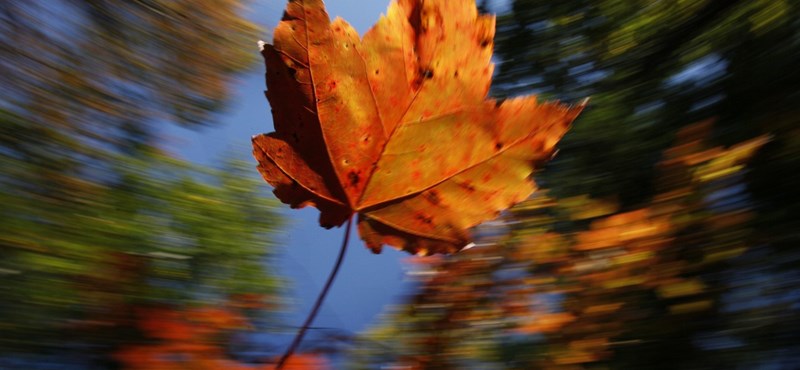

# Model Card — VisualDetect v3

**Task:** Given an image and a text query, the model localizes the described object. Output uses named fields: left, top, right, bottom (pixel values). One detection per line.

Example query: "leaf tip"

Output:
left=251, top=133, right=267, bottom=148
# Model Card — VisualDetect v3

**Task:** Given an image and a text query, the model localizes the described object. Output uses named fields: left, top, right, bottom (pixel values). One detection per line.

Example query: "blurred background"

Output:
left=1, top=0, right=798, bottom=369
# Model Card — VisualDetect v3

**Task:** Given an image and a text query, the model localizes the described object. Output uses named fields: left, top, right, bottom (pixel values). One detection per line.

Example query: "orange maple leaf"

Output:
left=253, top=0, right=584, bottom=255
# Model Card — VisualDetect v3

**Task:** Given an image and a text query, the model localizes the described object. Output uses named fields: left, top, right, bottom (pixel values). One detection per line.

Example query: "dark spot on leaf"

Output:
left=495, top=142, right=503, bottom=150
left=348, top=171, right=360, bottom=187
left=461, top=182, right=476, bottom=193
left=287, top=67, right=297, bottom=79
left=495, top=98, right=505, bottom=108
left=480, top=39, right=491, bottom=48
left=415, top=213, right=433, bottom=225
left=374, top=69, right=380, bottom=75
left=420, top=68, right=434, bottom=79
left=454, top=71, right=459, bottom=78
left=425, top=191, right=441, bottom=205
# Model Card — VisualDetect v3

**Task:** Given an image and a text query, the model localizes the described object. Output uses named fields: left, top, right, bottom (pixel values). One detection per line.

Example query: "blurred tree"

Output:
left=0, top=143, right=284, bottom=363
left=491, top=0, right=798, bottom=208
left=1, top=0, right=259, bottom=151
left=488, top=1, right=800, bottom=366
left=0, top=0, right=284, bottom=367
left=350, top=0, right=800, bottom=368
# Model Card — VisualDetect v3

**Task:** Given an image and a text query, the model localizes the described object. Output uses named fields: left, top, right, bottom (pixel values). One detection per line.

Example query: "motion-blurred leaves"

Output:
left=0, top=148, right=284, bottom=354
left=1, top=0, right=258, bottom=148
left=0, top=0, right=284, bottom=367
left=349, top=122, right=774, bottom=369
left=349, top=0, right=800, bottom=368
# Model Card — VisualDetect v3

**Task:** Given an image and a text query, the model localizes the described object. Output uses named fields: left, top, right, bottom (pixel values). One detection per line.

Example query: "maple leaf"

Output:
left=252, top=0, right=585, bottom=255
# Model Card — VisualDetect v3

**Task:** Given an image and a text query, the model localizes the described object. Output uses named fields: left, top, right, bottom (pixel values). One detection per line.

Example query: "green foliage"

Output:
left=493, top=0, right=799, bottom=207
left=0, top=132, right=283, bottom=351
left=0, top=0, right=282, bottom=361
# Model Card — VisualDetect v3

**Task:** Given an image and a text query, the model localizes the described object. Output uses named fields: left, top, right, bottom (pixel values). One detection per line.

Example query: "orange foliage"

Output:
left=115, top=303, right=330, bottom=370
left=516, top=312, right=577, bottom=334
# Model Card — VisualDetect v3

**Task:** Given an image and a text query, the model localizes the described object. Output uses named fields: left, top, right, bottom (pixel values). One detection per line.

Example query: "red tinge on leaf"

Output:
left=253, top=0, right=585, bottom=254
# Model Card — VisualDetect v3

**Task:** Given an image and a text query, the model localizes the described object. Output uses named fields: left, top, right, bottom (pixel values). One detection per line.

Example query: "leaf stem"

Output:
left=276, top=215, right=353, bottom=369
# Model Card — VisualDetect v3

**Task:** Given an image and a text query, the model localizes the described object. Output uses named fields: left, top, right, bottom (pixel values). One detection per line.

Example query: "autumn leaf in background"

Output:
left=115, top=303, right=330, bottom=370
left=252, top=0, right=585, bottom=255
